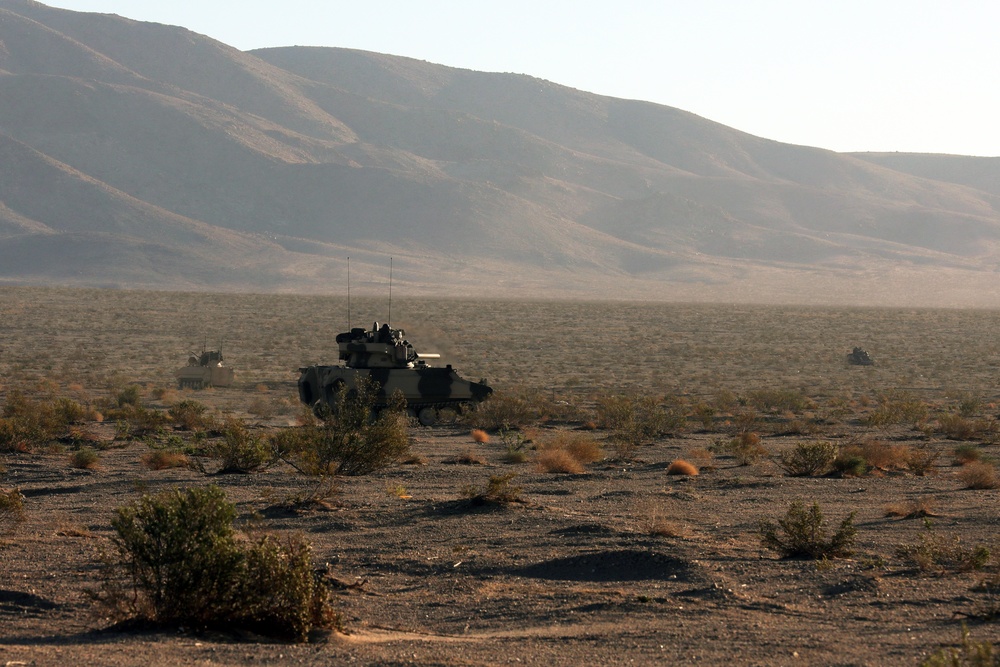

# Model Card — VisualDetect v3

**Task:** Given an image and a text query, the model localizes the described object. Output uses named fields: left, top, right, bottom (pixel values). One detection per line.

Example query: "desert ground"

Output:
left=1, top=286, right=999, bottom=666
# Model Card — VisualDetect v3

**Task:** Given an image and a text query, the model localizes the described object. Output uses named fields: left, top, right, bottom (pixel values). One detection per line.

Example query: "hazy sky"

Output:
left=44, top=1, right=1000, bottom=157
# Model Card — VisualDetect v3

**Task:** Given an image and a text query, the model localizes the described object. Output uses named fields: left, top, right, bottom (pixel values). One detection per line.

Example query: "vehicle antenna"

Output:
left=388, top=256, right=393, bottom=327
left=346, top=256, right=351, bottom=331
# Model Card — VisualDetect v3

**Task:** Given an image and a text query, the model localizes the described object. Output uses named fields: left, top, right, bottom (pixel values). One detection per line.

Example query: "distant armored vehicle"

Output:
left=298, top=322, right=492, bottom=425
left=176, top=350, right=235, bottom=389
left=847, top=347, right=874, bottom=366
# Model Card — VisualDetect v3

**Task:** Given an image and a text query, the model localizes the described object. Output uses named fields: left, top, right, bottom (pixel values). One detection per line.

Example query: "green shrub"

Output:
left=106, top=485, right=336, bottom=641
left=70, top=447, right=100, bottom=470
left=280, top=378, right=409, bottom=476
left=211, top=417, right=275, bottom=474
left=895, top=519, right=990, bottom=573
left=777, top=441, right=838, bottom=477
left=759, top=501, right=856, bottom=559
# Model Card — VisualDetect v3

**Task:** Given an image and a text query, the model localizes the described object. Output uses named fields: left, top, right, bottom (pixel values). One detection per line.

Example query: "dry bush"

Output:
left=745, top=388, right=809, bottom=414
left=920, top=625, right=999, bottom=667
left=685, top=448, right=715, bottom=472
left=444, top=449, right=486, bottom=465
left=863, top=390, right=929, bottom=428
left=777, top=441, right=838, bottom=477
left=536, top=449, right=585, bottom=474
left=142, top=450, right=191, bottom=471
left=726, top=431, right=767, bottom=466
left=832, top=445, right=868, bottom=477
left=537, top=431, right=603, bottom=464
left=468, top=388, right=571, bottom=430
left=937, top=413, right=998, bottom=442
left=470, top=429, right=490, bottom=443
left=461, top=473, right=522, bottom=506
left=858, top=440, right=912, bottom=472
left=596, top=392, right=686, bottom=443
left=908, top=446, right=940, bottom=476
left=885, top=497, right=937, bottom=519
left=666, top=460, right=699, bottom=476
left=954, top=444, right=983, bottom=465
left=959, top=461, right=1000, bottom=490
left=0, top=487, right=25, bottom=532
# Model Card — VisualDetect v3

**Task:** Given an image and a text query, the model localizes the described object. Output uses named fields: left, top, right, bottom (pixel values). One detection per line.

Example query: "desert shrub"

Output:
left=468, top=388, right=575, bottom=430
left=959, top=461, right=1000, bottom=490
left=114, top=385, right=143, bottom=408
left=958, top=394, right=984, bottom=418
left=596, top=393, right=686, bottom=443
left=726, top=431, right=767, bottom=466
left=70, top=447, right=100, bottom=470
left=759, top=501, right=856, bottom=559
left=53, top=397, right=94, bottom=425
left=142, top=450, right=190, bottom=471
left=536, top=449, right=585, bottom=474
left=908, top=446, right=939, bottom=476
left=691, top=402, right=715, bottom=429
left=109, top=404, right=169, bottom=437
left=537, top=431, right=603, bottom=464
left=666, top=460, right=698, bottom=476
left=497, top=425, right=529, bottom=463
left=0, top=487, right=25, bottom=532
left=884, top=496, right=936, bottom=519
left=444, top=449, right=486, bottom=465
left=745, top=388, right=809, bottom=414
left=921, top=624, right=999, bottom=667
left=777, top=441, right=838, bottom=477
left=954, top=444, right=983, bottom=465
left=470, top=429, right=490, bottom=443
left=859, top=441, right=912, bottom=471
left=211, top=417, right=276, bottom=474
left=937, top=413, right=998, bottom=442
left=106, top=485, right=336, bottom=641
left=832, top=445, right=868, bottom=477
left=863, top=390, right=929, bottom=428
left=461, top=473, right=522, bottom=506
left=168, top=400, right=211, bottom=431
left=895, top=519, right=991, bottom=573
left=278, top=379, right=409, bottom=476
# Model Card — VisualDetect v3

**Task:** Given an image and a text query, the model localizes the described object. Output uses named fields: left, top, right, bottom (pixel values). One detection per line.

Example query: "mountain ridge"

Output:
left=1, top=1, right=999, bottom=305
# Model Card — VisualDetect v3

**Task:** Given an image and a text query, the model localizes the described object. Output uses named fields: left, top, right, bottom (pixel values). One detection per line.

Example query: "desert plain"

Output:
left=1, top=286, right=1000, bottom=666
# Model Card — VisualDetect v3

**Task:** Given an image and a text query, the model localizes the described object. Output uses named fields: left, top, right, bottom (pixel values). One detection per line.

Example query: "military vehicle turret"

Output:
left=298, top=322, right=492, bottom=425
left=176, top=350, right=235, bottom=389
left=847, top=347, right=874, bottom=366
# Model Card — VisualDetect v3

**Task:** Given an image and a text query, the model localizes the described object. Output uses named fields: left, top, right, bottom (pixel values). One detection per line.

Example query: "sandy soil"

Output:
left=1, top=288, right=999, bottom=665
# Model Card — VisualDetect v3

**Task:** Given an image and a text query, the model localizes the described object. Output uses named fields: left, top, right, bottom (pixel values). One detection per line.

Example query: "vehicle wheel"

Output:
left=438, top=407, right=458, bottom=424
left=418, top=407, right=438, bottom=426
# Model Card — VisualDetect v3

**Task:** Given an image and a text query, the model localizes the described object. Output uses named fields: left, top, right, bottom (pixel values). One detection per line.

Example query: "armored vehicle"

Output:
left=847, top=347, right=874, bottom=366
left=298, top=322, right=492, bottom=425
left=176, top=350, right=235, bottom=389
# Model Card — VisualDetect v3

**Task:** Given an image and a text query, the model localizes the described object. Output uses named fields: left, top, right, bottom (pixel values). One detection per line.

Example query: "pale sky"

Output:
left=43, top=1, right=1000, bottom=157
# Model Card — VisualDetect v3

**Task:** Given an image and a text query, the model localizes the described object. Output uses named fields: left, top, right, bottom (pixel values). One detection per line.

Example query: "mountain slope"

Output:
left=0, top=1, right=999, bottom=305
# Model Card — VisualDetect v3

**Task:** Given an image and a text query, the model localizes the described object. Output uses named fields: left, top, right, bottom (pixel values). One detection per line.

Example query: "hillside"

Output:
left=1, top=0, right=999, bottom=305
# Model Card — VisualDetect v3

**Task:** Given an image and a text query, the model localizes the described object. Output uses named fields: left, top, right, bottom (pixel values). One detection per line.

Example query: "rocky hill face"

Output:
left=2, top=0, right=999, bottom=305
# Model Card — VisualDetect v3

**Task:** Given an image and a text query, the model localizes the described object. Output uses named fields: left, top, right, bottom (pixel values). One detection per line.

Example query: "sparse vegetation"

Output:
left=211, top=417, right=276, bottom=474
left=921, top=624, right=999, bottom=667
left=0, top=487, right=25, bottom=532
left=666, top=460, right=699, bottom=476
left=70, top=446, right=100, bottom=470
left=895, top=519, right=991, bottom=573
left=725, top=431, right=767, bottom=466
